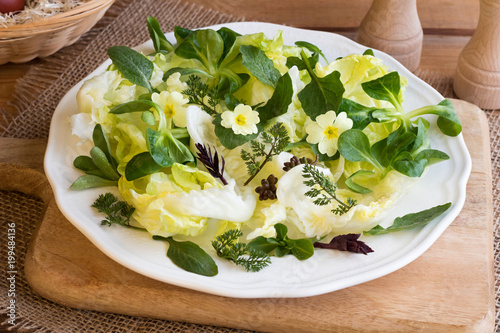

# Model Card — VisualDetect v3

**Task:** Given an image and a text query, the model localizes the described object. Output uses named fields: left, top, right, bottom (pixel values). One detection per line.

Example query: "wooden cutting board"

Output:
left=0, top=99, right=494, bottom=332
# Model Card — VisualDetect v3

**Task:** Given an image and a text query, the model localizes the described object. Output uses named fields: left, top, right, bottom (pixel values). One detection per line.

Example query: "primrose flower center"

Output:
left=323, top=126, right=338, bottom=140
left=165, top=106, right=175, bottom=118
left=235, top=114, right=247, bottom=125
left=151, top=90, right=188, bottom=128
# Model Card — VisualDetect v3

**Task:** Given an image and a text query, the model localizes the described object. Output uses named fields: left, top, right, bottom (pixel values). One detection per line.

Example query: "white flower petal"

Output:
left=221, top=111, right=235, bottom=129
left=166, top=72, right=188, bottom=93
left=151, top=91, right=162, bottom=105
left=305, top=122, right=323, bottom=144
left=173, top=109, right=187, bottom=128
left=316, top=111, right=337, bottom=128
left=334, top=112, right=353, bottom=134
left=245, top=110, right=260, bottom=124
left=318, top=139, right=337, bottom=156
left=234, top=104, right=252, bottom=115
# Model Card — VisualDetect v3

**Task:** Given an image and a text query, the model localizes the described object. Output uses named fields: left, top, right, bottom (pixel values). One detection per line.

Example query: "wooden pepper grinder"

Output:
left=453, top=0, right=500, bottom=109
left=355, top=0, right=423, bottom=72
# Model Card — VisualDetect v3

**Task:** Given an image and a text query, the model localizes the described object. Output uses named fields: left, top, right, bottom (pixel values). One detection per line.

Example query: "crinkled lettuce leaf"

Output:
left=274, top=164, right=413, bottom=237
left=315, top=54, right=407, bottom=108
left=118, top=164, right=257, bottom=237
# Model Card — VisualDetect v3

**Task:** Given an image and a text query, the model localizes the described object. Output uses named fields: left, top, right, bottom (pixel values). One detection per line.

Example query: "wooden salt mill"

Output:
left=454, top=0, right=500, bottom=109
left=355, top=0, right=423, bottom=72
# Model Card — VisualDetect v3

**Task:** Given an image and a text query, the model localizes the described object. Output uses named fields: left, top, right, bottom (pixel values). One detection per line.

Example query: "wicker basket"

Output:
left=0, top=0, right=115, bottom=65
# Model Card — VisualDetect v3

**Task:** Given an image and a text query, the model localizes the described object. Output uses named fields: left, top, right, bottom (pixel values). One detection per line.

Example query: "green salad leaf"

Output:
left=146, top=16, right=174, bottom=53
left=256, top=71, right=293, bottom=123
left=174, top=26, right=194, bottom=44
left=362, top=72, right=462, bottom=136
left=247, top=223, right=315, bottom=261
left=125, top=152, right=163, bottom=181
left=338, top=98, right=381, bottom=130
left=107, top=46, right=154, bottom=92
left=176, top=29, right=224, bottom=69
left=295, top=48, right=345, bottom=120
left=154, top=235, right=218, bottom=277
left=295, top=40, right=328, bottom=63
left=364, top=203, right=452, bottom=235
left=240, top=45, right=281, bottom=88
left=71, top=125, right=121, bottom=190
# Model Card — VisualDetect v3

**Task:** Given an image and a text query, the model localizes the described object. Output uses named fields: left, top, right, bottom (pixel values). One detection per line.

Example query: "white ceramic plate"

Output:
left=44, top=22, right=471, bottom=298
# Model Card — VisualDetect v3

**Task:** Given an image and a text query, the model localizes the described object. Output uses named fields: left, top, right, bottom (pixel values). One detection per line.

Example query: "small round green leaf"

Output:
left=70, top=175, right=117, bottom=190
left=141, top=111, right=156, bottom=126
left=153, top=236, right=218, bottom=277
left=125, top=151, right=163, bottom=181
left=291, top=239, right=315, bottom=260
left=247, top=236, right=278, bottom=254
left=90, top=147, right=120, bottom=181
left=338, top=129, right=373, bottom=163
left=73, top=155, right=97, bottom=172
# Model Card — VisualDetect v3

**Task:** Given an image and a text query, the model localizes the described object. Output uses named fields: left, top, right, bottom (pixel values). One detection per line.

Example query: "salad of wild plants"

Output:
left=69, top=18, right=461, bottom=276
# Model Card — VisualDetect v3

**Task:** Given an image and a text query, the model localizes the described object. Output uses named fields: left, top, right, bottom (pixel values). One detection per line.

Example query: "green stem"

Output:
left=154, top=106, right=167, bottom=132
left=321, top=184, right=350, bottom=208
left=243, top=145, right=275, bottom=186
left=301, top=50, right=314, bottom=75
left=364, top=154, right=385, bottom=175
left=284, top=141, right=310, bottom=151
left=388, top=97, right=411, bottom=132
left=125, top=224, right=147, bottom=232
left=169, top=128, right=189, bottom=139
left=404, top=105, right=449, bottom=119
left=399, top=117, right=411, bottom=133
left=301, top=50, right=321, bottom=89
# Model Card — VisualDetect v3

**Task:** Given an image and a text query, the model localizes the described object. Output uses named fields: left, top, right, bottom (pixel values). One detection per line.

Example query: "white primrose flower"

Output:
left=150, top=63, right=165, bottom=88
left=151, top=90, right=189, bottom=127
left=166, top=72, right=188, bottom=93
left=305, top=111, right=353, bottom=157
left=220, top=104, right=260, bottom=135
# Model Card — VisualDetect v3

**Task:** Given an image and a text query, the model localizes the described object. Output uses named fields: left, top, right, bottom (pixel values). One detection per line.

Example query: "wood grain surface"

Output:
left=184, top=0, right=479, bottom=33
left=0, top=0, right=479, bottom=125
left=453, top=0, right=500, bottom=109
left=0, top=99, right=494, bottom=332
left=356, top=0, right=423, bottom=71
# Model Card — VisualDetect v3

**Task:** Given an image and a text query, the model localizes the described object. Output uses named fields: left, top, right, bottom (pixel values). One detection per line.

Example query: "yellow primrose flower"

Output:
left=151, top=90, right=189, bottom=127
left=305, top=111, right=353, bottom=157
left=221, top=104, right=260, bottom=135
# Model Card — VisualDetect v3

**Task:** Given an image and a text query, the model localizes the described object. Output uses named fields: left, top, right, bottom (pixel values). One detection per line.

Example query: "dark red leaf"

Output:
left=314, top=233, right=373, bottom=255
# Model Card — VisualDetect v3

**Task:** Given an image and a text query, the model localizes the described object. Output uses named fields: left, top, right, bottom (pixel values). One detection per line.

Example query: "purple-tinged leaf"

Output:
left=195, top=143, right=228, bottom=185
left=314, top=233, right=373, bottom=255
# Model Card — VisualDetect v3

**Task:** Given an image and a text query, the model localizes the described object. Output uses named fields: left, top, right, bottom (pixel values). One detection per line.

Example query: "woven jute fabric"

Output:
left=0, top=0, right=251, bottom=332
left=487, top=110, right=500, bottom=332
left=0, top=0, right=499, bottom=331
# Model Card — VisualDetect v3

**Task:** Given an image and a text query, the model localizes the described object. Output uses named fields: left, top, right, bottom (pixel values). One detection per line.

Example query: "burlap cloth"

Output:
left=0, top=0, right=499, bottom=331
